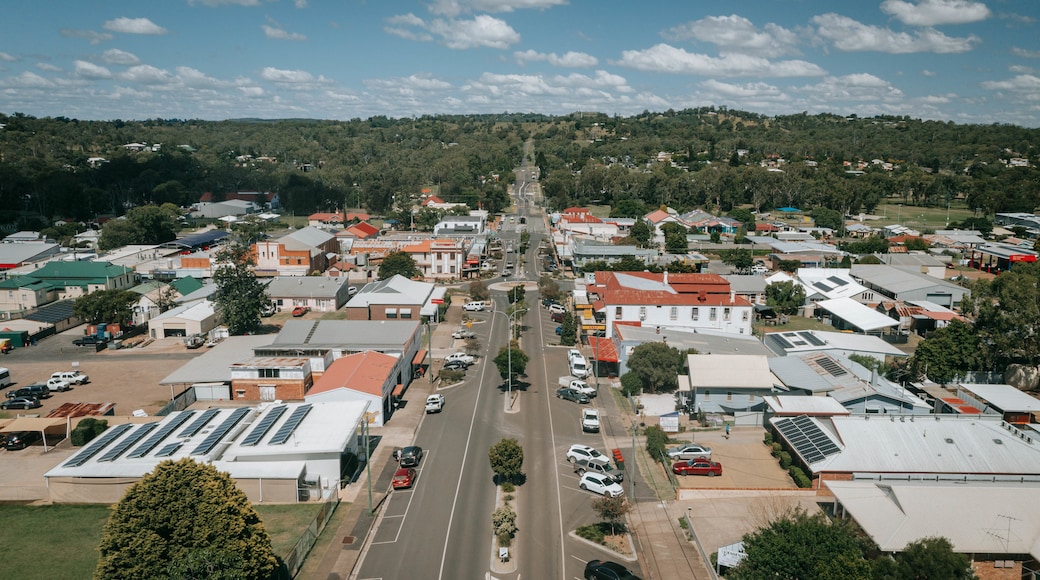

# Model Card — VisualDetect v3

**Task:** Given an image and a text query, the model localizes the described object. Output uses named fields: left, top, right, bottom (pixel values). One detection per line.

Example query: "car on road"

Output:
left=666, top=444, right=713, bottom=461
left=442, top=360, right=470, bottom=371
left=672, top=459, right=723, bottom=477
left=556, top=387, right=590, bottom=404
left=452, top=329, right=476, bottom=339
left=399, top=445, right=424, bottom=467
left=1, top=396, right=41, bottom=410
left=581, top=408, right=600, bottom=433
left=584, top=559, right=642, bottom=580
left=445, top=352, right=475, bottom=365
left=463, top=301, right=486, bottom=312
left=425, top=394, right=445, bottom=413
left=392, top=467, right=417, bottom=490
left=569, top=380, right=596, bottom=398
left=551, top=311, right=564, bottom=323
left=555, top=325, right=562, bottom=335
left=567, top=444, right=609, bottom=466
left=46, top=378, right=72, bottom=392
left=567, top=349, right=584, bottom=363
left=51, top=371, right=89, bottom=385
left=578, top=472, right=624, bottom=497
left=73, top=335, right=106, bottom=346
left=502, top=269, right=513, bottom=277
left=291, top=306, right=310, bottom=317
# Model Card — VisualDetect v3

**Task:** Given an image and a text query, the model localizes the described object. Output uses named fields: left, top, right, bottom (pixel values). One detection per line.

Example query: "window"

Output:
left=386, top=308, right=398, bottom=319
left=703, top=390, right=711, bottom=400
left=400, top=308, right=412, bottom=319
left=236, top=390, right=246, bottom=399
left=723, top=307, right=731, bottom=321
left=669, top=306, right=678, bottom=320
left=727, top=391, right=733, bottom=401
left=691, top=307, right=699, bottom=321
left=709, top=307, right=717, bottom=321
left=639, top=306, right=647, bottom=319
left=615, top=306, right=623, bottom=320
left=742, top=310, right=749, bottom=321
left=258, top=368, right=280, bottom=379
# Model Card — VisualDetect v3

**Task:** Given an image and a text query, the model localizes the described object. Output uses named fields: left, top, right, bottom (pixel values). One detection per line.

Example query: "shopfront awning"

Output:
left=588, top=336, right=619, bottom=363
left=412, top=349, right=428, bottom=365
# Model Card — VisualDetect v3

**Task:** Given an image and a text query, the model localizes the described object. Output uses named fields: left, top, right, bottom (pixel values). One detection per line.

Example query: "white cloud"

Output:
left=981, top=74, right=1040, bottom=91
left=259, top=66, right=331, bottom=88
left=119, top=64, right=174, bottom=85
left=514, top=49, right=597, bottom=67
left=188, top=0, right=262, bottom=6
left=812, top=13, right=979, bottom=53
left=552, top=70, right=632, bottom=92
left=7, top=71, right=56, bottom=88
left=102, top=49, right=140, bottom=66
left=295, top=0, right=308, bottom=7
left=176, top=66, right=228, bottom=88
left=922, top=69, right=937, bottom=76
left=262, top=24, right=307, bottom=41
left=36, top=63, right=62, bottom=73
left=918, top=94, right=952, bottom=104
left=365, top=74, right=454, bottom=91
left=385, top=14, right=434, bottom=42
left=615, top=44, right=826, bottom=77
left=664, top=15, right=801, bottom=57
left=428, top=0, right=568, bottom=18
left=60, top=29, right=113, bottom=45
left=427, top=15, right=520, bottom=49
left=700, top=79, right=785, bottom=99
left=239, top=86, right=265, bottom=97
left=0, top=52, right=16, bottom=62
left=74, top=60, right=113, bottom=79
left=103, top=17, right=169, bottom=36
left=795, top=73, right=905, bottom=103
left=1012, top=47, right=1040, bottom=59
left=1009, top=65, right=1036, bottom=74
left=880, top=0, right=990, bottom=26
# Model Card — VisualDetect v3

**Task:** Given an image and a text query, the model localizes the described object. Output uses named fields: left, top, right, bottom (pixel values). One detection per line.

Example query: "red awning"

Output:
left=588, top=336, right=619, bottom=363
left=412, top=349, right=428, bottom=365
left=393, top=383, right=405, bottom=396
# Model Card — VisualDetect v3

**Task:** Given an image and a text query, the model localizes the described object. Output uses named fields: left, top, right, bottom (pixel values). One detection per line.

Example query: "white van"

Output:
left=0, top=367, right=10, bottom=388
left=463, top=301, right=485, bottom=312
left=570, top=359, right=589, bottom=379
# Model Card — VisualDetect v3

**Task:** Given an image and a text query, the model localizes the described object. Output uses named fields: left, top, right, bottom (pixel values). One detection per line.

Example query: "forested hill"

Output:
left=1, top=108, right=1038, bottom=229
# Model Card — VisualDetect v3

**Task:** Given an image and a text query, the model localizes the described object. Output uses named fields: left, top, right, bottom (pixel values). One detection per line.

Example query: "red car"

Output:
left=392, top=467, right=417, bottom=489
left=291, top=306, right=310, bottom=317
left=672, top=459, right=723, bottom=477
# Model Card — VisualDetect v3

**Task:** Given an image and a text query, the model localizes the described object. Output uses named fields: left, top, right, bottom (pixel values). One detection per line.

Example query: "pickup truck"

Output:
left=73, top=335, right=106, bottom=346
left=425, top=394, right=445, bottom=413
left=581, top=408, right=600, bottom=433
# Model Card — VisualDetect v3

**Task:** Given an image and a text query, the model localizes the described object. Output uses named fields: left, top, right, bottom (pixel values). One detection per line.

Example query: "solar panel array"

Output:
left=800, top=332, right=826, bottom=347
left=191, top=407, right=252, bottom=456
left=771, top=334, right=794, bottom=349
left=814, top=281, right=833, bottom=292
left=98, top=423, right=158, bottom=462
left=241, top=405, right=287, bottom=446
left=269, top=404, right=312, bottom=445
left=127, top=411, right=196, bottom=459
left=815, top=356, right=848, bottom=377
left=774, top=415, right=842, bottom=464
left=827, top=276, right=849, bottom=287
left=179, top=408, right=220, bottom=437
left=155, top=442, right=183, bottom=458
left=63, top=423, right=134, bottom=468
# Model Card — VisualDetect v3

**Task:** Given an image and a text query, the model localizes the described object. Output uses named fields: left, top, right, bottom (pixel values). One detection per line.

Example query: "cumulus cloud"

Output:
left=922, top=69, right=937, bottom=76
left=700, top=79, right=785, bottom=99
left=812, top=13, right=979, bottom=53
left=795, top=73, right=904, bottom=103
left=36, top=63, right=62, bottom=73
left=880, top=0, right=990, bottom=26
left=120, top=64, right=174, bottom=84
left=239, top=86, right=265, bottom=97
left=7, top=71, right=56, bottom=88
left=176, top=66, right=229, bottom=88
left=103, top=17, right=168, bottom=35
left=0, top=52, right=16, bottom=62
left=74, top=60, right=113, bottom=79
left=385, top=14, right=434, bottom=42
left=615, top=44, right=826, bottom=77
left=259, top=66, right=331, bottom=88
left=664, top=15, right=801, bottom=57
left=1012, top=47, right=1040, bottom=58
left=981, top=74, right=1040, bottom=91
left=102, top=49, right=140, bottom=65
left=188, top=0, right=262, bottom=6
left=365, top=74, right=454, bottom=92
left=427, top=15, right=520, bottom=49
left=60, top=29, right=113, bottom=45
left=514, top=49, right=597, bottom=67
left=428, top=0, right=568, bottom=18
left=263, top=24, right=307, bottom=40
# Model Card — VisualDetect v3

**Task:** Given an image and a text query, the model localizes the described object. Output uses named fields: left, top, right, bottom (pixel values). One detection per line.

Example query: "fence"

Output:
left=683, top=512, right=719, bottom=580
left=155, top=387, right=197, bottom=416
left=281, top=490, right=341, bottom=578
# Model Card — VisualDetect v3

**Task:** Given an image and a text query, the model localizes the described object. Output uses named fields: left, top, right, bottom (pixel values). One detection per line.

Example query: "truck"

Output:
left=425, top=394, right=445, bottom=413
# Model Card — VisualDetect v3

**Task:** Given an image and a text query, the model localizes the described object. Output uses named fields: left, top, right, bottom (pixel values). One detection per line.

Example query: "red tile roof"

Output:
left=310, top=351, right=397, bottom=397
left=592, top=271, right=750, bottom=307
left=343, top=221, right=379, bottom=239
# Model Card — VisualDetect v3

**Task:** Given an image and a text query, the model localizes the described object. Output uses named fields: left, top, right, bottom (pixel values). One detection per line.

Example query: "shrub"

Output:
left=71, top=417, right=109, bottom=446
left=788, top=466, right=812, bottom=488
left=439, top=369, right=464, bottom=384
left=779, top=451, right=792, bottom=470
left=770, top=442, right=782, bottom=457
left=500, top=481, right=515, bottom=493
left=763, top=432, right=773, bottom=446
left=497, top=529, right=513, bottom=547
left=619, top=371, right=642, bottom=397
left=644, top=425, right=668, bottom=460
left=575, top=523, right=608, bottom=545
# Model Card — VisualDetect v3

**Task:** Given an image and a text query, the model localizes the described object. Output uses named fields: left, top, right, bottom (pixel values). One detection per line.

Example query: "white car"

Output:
left=581, top=409, right=600, bottom=433
left=463, top=301, right=485, bottom=312
left=452, top=329, right=476, bottom=339
left=578, top=472, right=624, bottom=497
left=425, top=394, right=445, bottom=413
left=445, top=352, right=475, bottom=365
left=566, top=444, right=609, bottom=466
left=46, top=377, right=72, bottom=392
left=569, top=360, right=589, bottom=379
left=51, top=370, right=89, bottom=385
left=667, top=444, right=713, bottom=461
left=548, top=303, right=566, bottom=315
left=570, top=380, right=596, bottom=398
left=567, top=349, right=583, bottom=363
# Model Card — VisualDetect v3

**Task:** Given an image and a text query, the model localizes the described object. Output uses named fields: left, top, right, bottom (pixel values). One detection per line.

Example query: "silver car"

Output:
left=666, top=444, right=713, bottom=461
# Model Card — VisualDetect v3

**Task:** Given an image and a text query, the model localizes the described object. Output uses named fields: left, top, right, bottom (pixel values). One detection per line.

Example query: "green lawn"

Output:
left=0, top=502, right=324, bottom=579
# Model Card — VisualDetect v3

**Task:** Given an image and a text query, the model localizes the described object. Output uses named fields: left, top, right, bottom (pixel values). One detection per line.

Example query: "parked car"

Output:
left=399, top=445, right=424, bottom=467
left=73, top=335, right=106, bottom=346
left=550, top=311, right=564, bottom=323
left=581, top=408, right=600, bottom=433
left=666, top=444, right=713, bottom=461
left=584, top=559, right=642, bottom=580
left=425, top=394, right=445, bottom=413
left=570, top=380, right=596, bottom=398
left=260, top=301, right=277, bottom=317
left=347, top=286, right=359, bottom=297
left=452, top=329, right=476, bottom=339
left=4, top=430, right=41, bottom=450
left=463, top=301, right=486, bottom=312
left=46, top=378, right=72, bottom=392
left=291, top=306, right=310, bottom=317
left=443, top=360, right=470, bottom=371
left=51, top=371, right=89, bottom=385
left=569, top=360, right=589, bottom=379
left=575, top=457, right=623, bottom=482
left=445, top=352, right=475, bottom=365
left=567, top=444, right=609, bottom=466
left=501, top=269, right=513, bottom=277
left=541, top=298, right=561, bottom=309
left=672, top=459, right=723, bottom=477
left=548, top=303, right=566, bottom=315
left=567, top=349, right=584, bottom=363
left=555, top=325, right=562, bottom=335
left=578, top=472, right=624, bottom=497
left=1, top=396, right=41, bottom=410
left=6, top=384, right=50, bottom=399
left=392, top=467, right=417, bottom=490
left=556, top=387, right=590, bottom=404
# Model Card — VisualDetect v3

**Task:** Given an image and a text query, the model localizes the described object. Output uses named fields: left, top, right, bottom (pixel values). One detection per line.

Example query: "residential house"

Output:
left=0, top=261, right=137, bottom=314
left=955, top=383, right=1040, bottom=425
left=307, top=211, right=370, bottom=229
left=253, top=227, right=339, bottom=277
left=850, top=264, right=970, bottom=308
left=343, top=275, right=439, bottom=321
left=420, top=195, right=469, bottom=211
left=265, top=276, right=352, bottom=313
left=681, top=353, right=777, bottom=413
left=643, top=208, right=685, bottom=243
left=337, top=221, right=380, bottom=240
left=762, top=329, right=907, bottom=365
left=432, top=215, right=485, bottom=235
left=129, top=277, right=204, bottom=325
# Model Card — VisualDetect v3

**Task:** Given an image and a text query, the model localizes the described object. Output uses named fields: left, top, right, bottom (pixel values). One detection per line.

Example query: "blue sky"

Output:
left=1, top=0, right=1038, bottom=126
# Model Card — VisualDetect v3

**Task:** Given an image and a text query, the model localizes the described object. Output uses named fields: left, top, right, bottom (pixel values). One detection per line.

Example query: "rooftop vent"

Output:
left=944, top=438, right=954, bottom=444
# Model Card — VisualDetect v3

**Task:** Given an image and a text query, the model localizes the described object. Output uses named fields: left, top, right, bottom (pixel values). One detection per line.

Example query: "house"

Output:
left=306, top=351, right=401, bottom=426
left=879, top=253, right=948, bottom=278
left=850, top=264, right=970, bottom=308
left=265, top=276, right=352, bottom=313
left=610, top=324, right=773, bottom=378
left=433, top=215, right=485, bottom=235
left=589, top=271, right=754, bottom=338
left=769, top=352, right=928, bottom=413
left=343, top=275, right=440, bottom=321
left=681, top=353, right=777, bottom=413
left=812, top=297, right=900, bottom=334
left=420, top=195, right=469, bottom=211
left=337, top=221, right=380, bottom=240
left=253, top=227, right=339, bottom=277
left=557, top=208, right=617, bottom=238
left=307, top=211, right=370, bottom=229
left=147, top=300, right=218, bottom=339
left=876, top=300, right=964, bottom=335
left=643, top=208, right=686, bottom=243
left=193, top=199, right=257, bottom=219
left=229, top=356, right=313, bottom=401
left=129, top=277, right=204, bottom=325
left=721, top=274, right=767, bottom=306
left=0, top=261, right=137, bottom=313
left=570, top=240, right=657, bottom=271
left=955, top=383, right=1040, bottom=425
left=762, top=329, right=907, bottom=364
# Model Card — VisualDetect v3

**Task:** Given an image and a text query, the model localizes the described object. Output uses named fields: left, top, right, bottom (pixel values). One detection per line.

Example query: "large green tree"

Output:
left=378, top=251, right=420, bottom=280
left=94, top=458, right=278, bottom=580
left=626, top=342, right=684, bottom=393
left=494, top=343, right=529, bottom=383
left=73, top=289, right=138, bottom=325
left=212, top=244, right=269, bottom=335
left=99, top=204, right=180, bottom=250
left=967, top=262, right=1040, bottom=367
left=766, top=280, right=807, bottom=315
left=721, top=248, right=754, bottom=273
left=488, top=438, right=524, bottom=484
left=873, top=537, right=976, bottom=580
left=629, top=219, right=652, bottom=248
left=907, top=319, right=979, bottom=384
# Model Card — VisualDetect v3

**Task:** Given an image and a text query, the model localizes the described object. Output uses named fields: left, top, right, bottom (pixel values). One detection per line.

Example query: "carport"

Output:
left=0, top=416, right=68, bottom=451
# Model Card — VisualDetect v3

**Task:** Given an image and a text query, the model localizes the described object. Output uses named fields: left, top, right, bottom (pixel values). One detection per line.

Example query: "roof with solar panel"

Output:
left=45, top=400, right=369, bottom=480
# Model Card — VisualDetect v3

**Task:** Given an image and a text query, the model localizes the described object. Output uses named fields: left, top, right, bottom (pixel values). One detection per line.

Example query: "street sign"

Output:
left=431, top=298, right=444, bottom=304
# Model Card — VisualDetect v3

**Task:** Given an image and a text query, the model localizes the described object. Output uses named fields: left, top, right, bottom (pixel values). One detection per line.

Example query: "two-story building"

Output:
left=253, top=227, right=339, bottom=277
left=0, top=261, right=137, bottom=314
left=229, top=356, right=313, bottom=401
